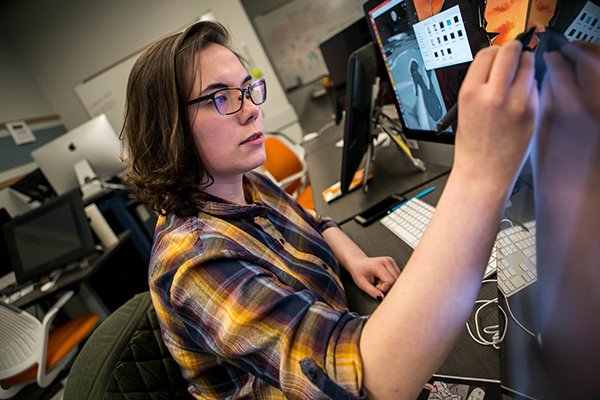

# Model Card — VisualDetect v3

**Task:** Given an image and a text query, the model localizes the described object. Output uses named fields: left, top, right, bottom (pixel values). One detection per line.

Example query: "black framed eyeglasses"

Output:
left=188, top=78, right=267, bottom=115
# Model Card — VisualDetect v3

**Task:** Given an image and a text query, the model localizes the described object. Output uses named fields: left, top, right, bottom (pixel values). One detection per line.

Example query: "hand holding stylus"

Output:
left=453, top=39, right=538, bottom=191
left=436, top=27, right=536, bottom=134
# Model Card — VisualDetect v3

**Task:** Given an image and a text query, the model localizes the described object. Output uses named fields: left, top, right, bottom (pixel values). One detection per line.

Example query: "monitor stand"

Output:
left=372, top=103, right=427, bottom=174
left=74, top=159, right=105, bottom=200
left=362, top=133, right=376, bottom=194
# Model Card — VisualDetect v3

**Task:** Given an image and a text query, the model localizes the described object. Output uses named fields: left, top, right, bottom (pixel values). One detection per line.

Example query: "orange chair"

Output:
left=261, top=132, right=315, bottom=211
left=0, top=291, right=99, bottom=398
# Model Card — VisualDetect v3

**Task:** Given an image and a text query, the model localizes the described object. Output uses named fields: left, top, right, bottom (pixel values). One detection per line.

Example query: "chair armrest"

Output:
left=42, top=290, right=75, bottom=327
left=277, top=170, right=306, bottom=189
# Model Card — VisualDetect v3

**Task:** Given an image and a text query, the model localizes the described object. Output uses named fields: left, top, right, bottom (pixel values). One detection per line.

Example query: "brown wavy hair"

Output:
left=121, top=21, right=241, bottom=217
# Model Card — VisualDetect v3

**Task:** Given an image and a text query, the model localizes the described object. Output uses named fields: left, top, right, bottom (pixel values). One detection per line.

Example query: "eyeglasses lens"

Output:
left=214, top=80, right=266, bottom=115
left=249, top=80, right=266, bottom=105
left=214, top=90, right=240, bottom=115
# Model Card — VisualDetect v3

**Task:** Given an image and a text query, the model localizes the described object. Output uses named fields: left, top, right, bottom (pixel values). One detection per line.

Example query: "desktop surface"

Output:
left=339, top=174, right=500, bottom=382
left=335, top=170, right=556, bottom=397
left=1, top=231, right=131, bottom=309
left=305, top=124, right=449, bottom=224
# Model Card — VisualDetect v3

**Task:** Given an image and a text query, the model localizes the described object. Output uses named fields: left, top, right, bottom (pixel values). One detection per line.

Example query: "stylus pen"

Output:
left=435, top=27, right=536, bottom=135
left=389, top=186, right=436, bottom=213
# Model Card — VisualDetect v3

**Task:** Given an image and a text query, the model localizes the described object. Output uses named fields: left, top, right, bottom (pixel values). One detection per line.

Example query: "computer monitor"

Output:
left=364, top=0, right=490, bottom=144
left=0, top=208, right=13, bottom=279
left=340, top=43, right=379, bottom=195
left=9, top=168, right=57, bottom=204
left=320, top=18, right=375, bottom=125
left=320, top=18, right=374, bottom=89
left=31, top=114, right=126, bottom=195
left=3, top=189, right=96, bottom=284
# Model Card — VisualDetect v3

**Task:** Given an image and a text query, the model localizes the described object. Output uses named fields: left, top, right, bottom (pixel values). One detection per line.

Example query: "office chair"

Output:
left=63, top=291, right=193, bottom=400
left=0, top=291, right=99, bottom=399
left=262, top=132, right=315, bottom=211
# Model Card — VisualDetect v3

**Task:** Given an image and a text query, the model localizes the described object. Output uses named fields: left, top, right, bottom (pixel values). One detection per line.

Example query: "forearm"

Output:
left=359, top=169, right=508, bottom=399
left=322, top=227, right=367, bottom=272
left=359, top=41, right=536, bottom=398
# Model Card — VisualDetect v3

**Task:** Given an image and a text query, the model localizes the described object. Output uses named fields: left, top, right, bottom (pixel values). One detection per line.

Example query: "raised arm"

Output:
left=359, top=41, right=538, bottom=399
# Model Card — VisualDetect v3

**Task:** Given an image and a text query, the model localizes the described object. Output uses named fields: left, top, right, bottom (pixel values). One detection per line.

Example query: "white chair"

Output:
left=0, top=291, right=99, bottom=398
left=260, top=132, right=315, bottom=210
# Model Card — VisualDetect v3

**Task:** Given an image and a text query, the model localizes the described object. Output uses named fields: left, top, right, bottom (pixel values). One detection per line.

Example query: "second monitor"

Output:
left=31, top=114, right=126, bottom=196
left=340, top=43, right=380, bottom=195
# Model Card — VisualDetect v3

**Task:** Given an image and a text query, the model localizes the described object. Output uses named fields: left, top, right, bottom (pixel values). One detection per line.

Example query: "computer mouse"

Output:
left=40, top=281, right=56, bottom=292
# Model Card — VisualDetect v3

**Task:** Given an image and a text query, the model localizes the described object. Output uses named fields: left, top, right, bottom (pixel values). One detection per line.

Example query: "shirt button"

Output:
left=279, top=238, right=285, bottom=245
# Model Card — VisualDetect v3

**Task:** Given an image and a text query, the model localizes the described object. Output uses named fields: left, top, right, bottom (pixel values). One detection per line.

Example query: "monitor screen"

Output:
left=3, top=189, right=96, bottom=284
left=31, top=114, right=126, bottom=195
left=364, top=0, right=490, bottom=144
left=340, top=43, right=379, bottom=195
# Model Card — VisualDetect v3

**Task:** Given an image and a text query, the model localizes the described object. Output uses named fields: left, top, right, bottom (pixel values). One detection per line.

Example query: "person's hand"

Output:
left=346, top=256, right=400, bottom=301
left=453, top=40, right=538, bottom=196
left=533, top=42, right=600, bottom=193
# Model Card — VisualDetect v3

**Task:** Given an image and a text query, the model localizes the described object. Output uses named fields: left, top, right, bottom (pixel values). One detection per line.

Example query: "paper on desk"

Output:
left=322, top=168, right=373, bottom=203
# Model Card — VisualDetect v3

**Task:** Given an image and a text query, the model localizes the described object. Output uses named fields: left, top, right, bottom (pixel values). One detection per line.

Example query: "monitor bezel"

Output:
left=363, top=0, right=456, bottom=145
left=3, top=189, right=96, bottom=284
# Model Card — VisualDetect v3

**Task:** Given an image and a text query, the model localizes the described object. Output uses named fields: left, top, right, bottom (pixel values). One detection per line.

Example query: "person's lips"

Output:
left=240, top=131, right=264, bottom=145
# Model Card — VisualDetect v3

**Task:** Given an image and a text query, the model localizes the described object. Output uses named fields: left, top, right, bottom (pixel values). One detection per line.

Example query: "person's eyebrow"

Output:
left=200, top=75, right=253, bottom=96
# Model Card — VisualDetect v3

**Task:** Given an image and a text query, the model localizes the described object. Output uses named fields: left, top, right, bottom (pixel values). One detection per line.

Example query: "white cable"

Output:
left=466, top=280, right=508, bottom=349
left=498, top=289, right=537, bottom=338
left=466, top=297, right=508, bottom=349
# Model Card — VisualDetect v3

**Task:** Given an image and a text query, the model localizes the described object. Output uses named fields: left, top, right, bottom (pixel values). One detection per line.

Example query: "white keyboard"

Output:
left=380, top=198, right=536, bottom=296
left=380, top=198, right=435, bottom=249
left=494, top=221, right=537, bottom=297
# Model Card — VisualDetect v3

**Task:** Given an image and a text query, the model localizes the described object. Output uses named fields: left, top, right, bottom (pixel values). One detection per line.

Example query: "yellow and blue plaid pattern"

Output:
left=149, top=172, right=367, bottom=399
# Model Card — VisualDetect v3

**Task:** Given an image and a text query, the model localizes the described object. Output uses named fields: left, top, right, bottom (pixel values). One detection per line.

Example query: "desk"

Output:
left=305, top=125, right=450, bottom=224
left=322, top=165, right=557, bottom=397
left=304, top=127, right=501, bottom=383
left=494, top=181, right=558, bottom=400
left=87, top=189, right=153, bottom=264
left=340, top=175, right=501, bottom=383
left=9, top=232, right=132, bottom=310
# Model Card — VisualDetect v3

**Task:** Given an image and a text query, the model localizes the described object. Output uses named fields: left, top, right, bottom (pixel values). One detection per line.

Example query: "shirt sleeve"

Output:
left=305, top=208, right=339, bottom=234
left=252, top=171, right=338, bottom=234
left=166, top=255, right=367, bottom=399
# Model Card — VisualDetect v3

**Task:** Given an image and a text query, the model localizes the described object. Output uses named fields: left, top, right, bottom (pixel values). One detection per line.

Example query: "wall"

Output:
left=0, top=33, right=67, bottom=184
left=0, top=34, right=54, bottom=123
left=0, top=0, right=300, bottom=138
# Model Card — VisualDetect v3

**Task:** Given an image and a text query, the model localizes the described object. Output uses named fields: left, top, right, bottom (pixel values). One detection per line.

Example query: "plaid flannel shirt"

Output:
left=149, top=172, right=368, bottom=399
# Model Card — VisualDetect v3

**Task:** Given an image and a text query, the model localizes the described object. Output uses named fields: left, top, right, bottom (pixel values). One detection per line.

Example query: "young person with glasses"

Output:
left=122, top=21, right=537, bottom=399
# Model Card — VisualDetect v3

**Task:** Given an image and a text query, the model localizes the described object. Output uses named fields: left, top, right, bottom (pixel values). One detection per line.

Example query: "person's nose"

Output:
left=238, top=92, right=260, bottom=124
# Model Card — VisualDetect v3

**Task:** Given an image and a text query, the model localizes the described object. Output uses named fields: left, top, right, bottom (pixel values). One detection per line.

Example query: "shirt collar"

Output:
left=198, top=174, right=270, bottom=219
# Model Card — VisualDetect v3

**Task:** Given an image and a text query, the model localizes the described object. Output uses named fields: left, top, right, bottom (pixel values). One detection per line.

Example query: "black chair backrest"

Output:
left=64, top=291, right=193, bottom=400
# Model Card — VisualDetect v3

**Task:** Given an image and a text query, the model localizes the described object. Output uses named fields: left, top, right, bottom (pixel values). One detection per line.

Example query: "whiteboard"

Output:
left=254, top=0, right=365, bottom=89
left=74, top=54, right=138, bottom=133
left=74, top=12, right=216, bottom=133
